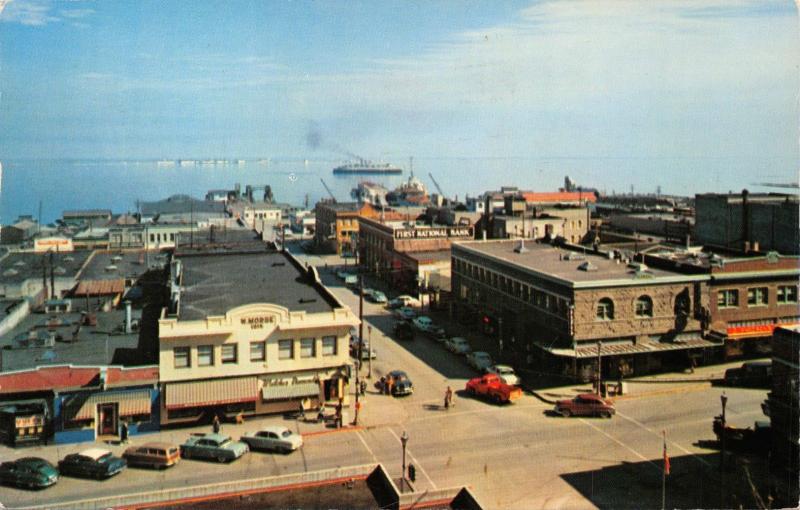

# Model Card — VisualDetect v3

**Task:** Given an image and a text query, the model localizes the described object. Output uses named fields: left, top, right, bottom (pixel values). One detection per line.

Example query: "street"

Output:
left=0, top=245, right=770, bottom=509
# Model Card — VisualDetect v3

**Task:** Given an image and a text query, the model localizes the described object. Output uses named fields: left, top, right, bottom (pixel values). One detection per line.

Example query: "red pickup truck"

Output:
left=465, top=374, right=523, bottom=404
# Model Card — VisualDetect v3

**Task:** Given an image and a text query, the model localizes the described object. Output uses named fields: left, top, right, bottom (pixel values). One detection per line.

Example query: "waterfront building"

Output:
left=157, top=245, right=358, bottom=426
left=227, top=199, right=282, bottom=228
left=139, top=194, right=227, bottom=224
left=314, top=201, right=403, bottom=256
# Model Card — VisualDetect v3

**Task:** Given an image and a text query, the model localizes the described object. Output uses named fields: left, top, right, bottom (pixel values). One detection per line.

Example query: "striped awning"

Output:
left=73, top=390, right=152, bottom=420
left=262, top=382, right=320, bottom=401
left=166, top=377, right=258, bottom=410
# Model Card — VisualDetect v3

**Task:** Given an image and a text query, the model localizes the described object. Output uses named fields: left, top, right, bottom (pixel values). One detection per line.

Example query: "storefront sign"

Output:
left=15, top=415, right=44, bottom=428
left=394, top=226, right=473, bottom=240
left=240, top=315, right=276, bottom=329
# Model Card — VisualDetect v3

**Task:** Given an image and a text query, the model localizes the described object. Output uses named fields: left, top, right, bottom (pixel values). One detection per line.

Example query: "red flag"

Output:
left=663, top=432, right=671, bottom=476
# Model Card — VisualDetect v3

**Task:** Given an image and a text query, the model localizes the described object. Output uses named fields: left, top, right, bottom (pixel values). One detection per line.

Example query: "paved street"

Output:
left=0, top=245, right=770, bottom=509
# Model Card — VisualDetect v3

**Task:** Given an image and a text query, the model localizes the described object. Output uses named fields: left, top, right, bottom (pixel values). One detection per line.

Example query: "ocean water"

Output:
left=0, top=156, right=746, bottom=224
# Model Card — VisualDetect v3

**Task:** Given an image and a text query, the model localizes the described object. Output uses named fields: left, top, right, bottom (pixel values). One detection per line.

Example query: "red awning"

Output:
left=165, top=377, right=258, bottom=410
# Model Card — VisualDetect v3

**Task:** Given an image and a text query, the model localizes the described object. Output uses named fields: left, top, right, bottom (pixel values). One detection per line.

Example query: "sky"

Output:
left=0, top=0, right=798, bottom=195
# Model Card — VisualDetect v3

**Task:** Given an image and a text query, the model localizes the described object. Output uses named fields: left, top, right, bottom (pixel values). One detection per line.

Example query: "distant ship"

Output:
left=333, top=159, right=402, bottom=175
left=386, top=172, right=429, bottom=206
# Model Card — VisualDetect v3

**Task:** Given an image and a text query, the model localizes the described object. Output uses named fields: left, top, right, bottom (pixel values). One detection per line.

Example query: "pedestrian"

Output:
left=380, top=376, right=387, bottom=395
left=212, top=414, right=221, bottom=434
left=386, top=376, right=394, bottom=397
left=317, top=406, right=325, bottom=424
left=120, top=420, right=129, bottom=444
left=335, top=400, right=343, bottom=428
left=360, top=380, right=367, bottom=396
left=445, top=386, right=453, bottom=410
left=298, top=399, right=306, bottom=421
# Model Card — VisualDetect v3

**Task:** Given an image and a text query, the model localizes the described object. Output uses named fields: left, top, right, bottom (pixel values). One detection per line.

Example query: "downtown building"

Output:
left=157, top=243, right=358, bottom=426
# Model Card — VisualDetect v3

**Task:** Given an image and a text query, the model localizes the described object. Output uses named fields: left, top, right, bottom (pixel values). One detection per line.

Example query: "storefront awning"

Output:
left=73, top=390, right=152, bottom=420
left=262, top=382, right=320, bottom=401
left=541, top=335, right=722, bottom=359
left=166, top=377, right=258, bottom=410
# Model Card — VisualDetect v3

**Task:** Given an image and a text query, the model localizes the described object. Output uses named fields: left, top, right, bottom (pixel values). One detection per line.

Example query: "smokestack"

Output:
left=49, top=251, right=55, bottom=299
left=125, top=300, right=132, bottom=334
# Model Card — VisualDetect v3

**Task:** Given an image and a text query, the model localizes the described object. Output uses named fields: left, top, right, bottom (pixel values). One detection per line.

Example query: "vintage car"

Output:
left=394, top=307, right=418, bottom=321
left=0, top=457, right=59, bottom=489
left=394, top=320, right=415, bottom=341
left=724, top=361, right=772, bottom=388
left=554, top=393, right=615, bottom=418
left=240, top=426, right=303, bottom=453
left=366, top=290, right=388, bottom=304
left=713, top=415, right=771, bottom=453
left=445, top=337, right=472, bottom=355
left=387, top=295, right=421, bottom=309
left=387, top=370, right=414, bottom=396
left=485, top=364, right=521, bottom=386
left=465, top=374, right=523, bottom=404
left=180, top=433, right=249, bottom=463
left=58, top=448, right=127, bottom=479
left=123, top=442, right=181, bottom=469
left=466, top=351, right=494, bottom=372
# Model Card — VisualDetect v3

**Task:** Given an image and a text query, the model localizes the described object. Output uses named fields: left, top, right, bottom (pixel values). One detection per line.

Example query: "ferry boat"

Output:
left=333, top=159, right=402, bottom=175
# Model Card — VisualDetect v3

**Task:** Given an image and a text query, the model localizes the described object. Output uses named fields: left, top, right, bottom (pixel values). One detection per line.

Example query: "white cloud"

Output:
left=1, top=0, right=94, bottom=25
left=60, top=7, right=93, bottom=18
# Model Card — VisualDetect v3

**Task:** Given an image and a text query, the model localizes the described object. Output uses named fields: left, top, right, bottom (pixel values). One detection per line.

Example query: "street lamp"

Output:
left=720, top=392, right=728, bottom=472
left=400, top=430, right=409, bottom=493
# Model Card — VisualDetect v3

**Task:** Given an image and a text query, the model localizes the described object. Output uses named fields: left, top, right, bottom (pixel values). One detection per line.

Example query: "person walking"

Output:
left=298, top=399, right=306, bottom=421
left=386, top=376, right=394, bottom=397
left=120, top=421, right=129, bottom=444
left=212, top=414, right=221, bottom=434
left=360, top=380, right=367, bottom=396
left=445, top=386, right=453, bottom=410
left=335, top=400, right=343, bottom=429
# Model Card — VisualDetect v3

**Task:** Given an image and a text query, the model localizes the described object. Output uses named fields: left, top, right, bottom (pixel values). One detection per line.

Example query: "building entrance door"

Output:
left=97, top=403, right=118, bottom=436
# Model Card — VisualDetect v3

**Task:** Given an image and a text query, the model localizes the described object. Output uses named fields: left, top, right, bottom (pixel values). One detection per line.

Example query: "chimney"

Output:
left=741, top=189, right=750, bottom=251
left=124, top=300, right=132, bottom=334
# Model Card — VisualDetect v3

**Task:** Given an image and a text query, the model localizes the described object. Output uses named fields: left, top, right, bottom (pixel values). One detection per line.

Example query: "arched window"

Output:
left=635, top=295, right=653, bottom=317
left=596, top=298, right=614, bottom=320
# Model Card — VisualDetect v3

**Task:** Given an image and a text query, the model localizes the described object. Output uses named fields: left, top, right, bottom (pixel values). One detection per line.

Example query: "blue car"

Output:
left=180, top=433, right=249, bottom=463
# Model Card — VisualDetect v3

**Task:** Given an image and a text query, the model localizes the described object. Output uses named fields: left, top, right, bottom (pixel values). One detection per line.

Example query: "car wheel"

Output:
left=561, top=409, right=572, bottom=418
left=602, top=411, right=612, bottom=419
left=216, top=455, right=227, bottom=463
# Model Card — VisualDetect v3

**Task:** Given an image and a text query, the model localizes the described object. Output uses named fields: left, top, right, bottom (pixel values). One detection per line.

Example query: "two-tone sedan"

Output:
left=180, top=433, right=249, bottom=463
left=240, top=426, right=303, bottom=453
left=0, top=457, right=59, bottom=489
left=58, top=448, right=126, bottom=480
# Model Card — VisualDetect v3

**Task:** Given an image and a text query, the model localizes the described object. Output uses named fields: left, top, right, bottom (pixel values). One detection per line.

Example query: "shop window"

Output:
left=174, top=347, right=190, bottom=368
left=198, top=345, right=214, bottom=366
left=596, top=298, right=614, bottom=320
left=777, top=285, right=798, bottom=304
left=635, top=296, right=653, bottom=317
left=717, top=289, right=739, bottom=308
left=279, top=339, right=294, bottom=360
left=221, top=344, right=237, bottom=364
left=300, top=338, right=316, bottom=358
left=250, top=341, right=266, bottom=362
left=747, top=287, right=768, bottom=307
left=322, top=336, right=337, bottom=356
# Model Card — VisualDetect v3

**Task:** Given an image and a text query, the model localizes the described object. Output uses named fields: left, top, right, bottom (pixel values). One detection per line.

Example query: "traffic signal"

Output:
left=408, top=463, right=416, bottom=482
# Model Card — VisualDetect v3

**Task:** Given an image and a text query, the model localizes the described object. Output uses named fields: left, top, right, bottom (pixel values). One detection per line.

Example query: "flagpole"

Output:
left=662, top=430, right=667, bottom=510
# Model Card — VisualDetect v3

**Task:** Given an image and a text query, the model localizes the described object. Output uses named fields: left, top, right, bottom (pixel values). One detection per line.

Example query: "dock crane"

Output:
left=428, top=172, right=446, bottom=198
left=320, top=178, right=337, bottom=203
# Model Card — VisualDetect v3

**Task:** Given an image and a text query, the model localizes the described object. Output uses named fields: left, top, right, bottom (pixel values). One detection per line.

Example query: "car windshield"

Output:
left=499, top=368, right=513, bottom=374
left=96, top=453, right=113, bottom=463
left=218, top=437, right=232, bottom=446
left=281, top=430, right=293, bottom=438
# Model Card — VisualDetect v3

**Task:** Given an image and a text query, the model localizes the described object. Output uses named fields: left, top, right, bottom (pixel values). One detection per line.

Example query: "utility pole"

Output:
left=596, top=341, right=602, bottom=396
left=354, top=274, right=364, bottom=425
left=367, top=325, right=372, bottom=379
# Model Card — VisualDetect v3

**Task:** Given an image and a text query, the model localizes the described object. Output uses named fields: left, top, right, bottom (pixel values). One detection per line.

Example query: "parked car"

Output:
left=350, top=336, right=377, bottom=359
left=387, top=295, right=421, bottom=309
left=724, top=361, right=772, bottom=388
left=466, top=351, right=494, bottom=372
left=445, top=337, right=472, bottom=355
left=58, top=448, right=127, bottom=479
left=336, top=270, right=350, bottom=280
left=123, top=442, right=181, bottom=469
left=180, top=433, right=249, bottom=463
left=241, top=426, right=303, bottom=453
left=0, top=457, right=58, bottom=489
left=387, top=370, right=414, bottom=396
left=394, top=321, right=415, bottom=341
left=413, top=316, right=446, bottom=338
left=344, top=275, right=359, bottom=287
left=394, top=307, right=417, bottom=321
left=486, top=364, right=520, bottom=386
left=554, top=393, right=615, bottom=418
left=466, top=374, right=523, bottom=404
left=367, top=290, right=388, bottom=304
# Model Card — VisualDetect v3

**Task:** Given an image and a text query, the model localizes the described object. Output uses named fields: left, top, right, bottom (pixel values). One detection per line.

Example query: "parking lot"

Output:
left=0, top=245, right=774, bottom=509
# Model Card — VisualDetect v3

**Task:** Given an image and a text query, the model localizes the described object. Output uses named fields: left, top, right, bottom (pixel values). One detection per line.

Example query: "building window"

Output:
left=300, top=338, right=316, bottom=358
left=149, top=233, right=155, bottom=242
left=322, top=336, right=337, bottom=356
left=250, top=341, right=266, bottom=361
left=635, top=295, right=653, bottom=317
left=170, top=233, right=175, bottom=241
left=777, top=285, right=798, bottom=304
left=717, top=289, right=739, bottom=309
left=198, top=345, right=214, bottom=366
left=221, top=344, right=237, bottom=364
left=596, top=298, right=614, bottom=320
left=747, top=287, right=768, bottom=307
left=174, top=347, right=190, bottom=368
left=279, top=339, right=294, bottom=360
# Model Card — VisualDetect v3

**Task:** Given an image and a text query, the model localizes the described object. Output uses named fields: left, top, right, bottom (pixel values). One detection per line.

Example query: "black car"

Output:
left=387, top=370, right=414, bottom=396
left=0, top=457, right=59, bottom=489
left=724, top=361, right=772, bottom=388
left=393, top=321, right=414, bottom=341
left=58, top=448, right=126, bottom=480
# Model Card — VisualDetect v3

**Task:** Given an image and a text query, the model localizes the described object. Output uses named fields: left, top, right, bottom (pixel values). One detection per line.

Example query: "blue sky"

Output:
left=0, top=0, right=797, bottom=193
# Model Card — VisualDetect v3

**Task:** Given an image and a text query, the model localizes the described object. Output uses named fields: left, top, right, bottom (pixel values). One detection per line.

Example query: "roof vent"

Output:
left=13, top=260, right=25, bottom=267
left=64, top=256, right=75, bottom=262
left=578, top=261, right=598, bottom=271
left=111, top=255, right=123, bottom=262
left=53, top=266, right=67, bottom=275
left=564, top=252, right=585, bottom=261
left=627, top=261, right=648, bottom=272
left=299, top=298, right=317, bottom=304
left=105, top=265, right=118, bottom=271
left=272, top=261, right=286, bottom=267
left=3, top=268, right=18, bottom=276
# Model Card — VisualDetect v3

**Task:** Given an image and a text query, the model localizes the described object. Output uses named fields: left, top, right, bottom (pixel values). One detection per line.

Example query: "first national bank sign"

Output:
left=394, top=226, right=473, bottom=240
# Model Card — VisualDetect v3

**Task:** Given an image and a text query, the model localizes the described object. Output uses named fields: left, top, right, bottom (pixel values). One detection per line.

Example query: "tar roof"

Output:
left=178, top=251, right=336, bottom=321
left=455, top=240, right=697, bottom=287
left=0, top=251, right=92, bottom=284
left=79, top=250, right=160, bottom=281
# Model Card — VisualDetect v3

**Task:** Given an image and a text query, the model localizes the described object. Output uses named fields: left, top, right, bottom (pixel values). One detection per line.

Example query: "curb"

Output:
left=302, top=425, right=364, bottom=438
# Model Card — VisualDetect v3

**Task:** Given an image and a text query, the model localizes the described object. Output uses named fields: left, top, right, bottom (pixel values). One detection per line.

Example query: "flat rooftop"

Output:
left=178, top=251, right=337, bottom=321
left=79, top=250, right=163, bottom=281
left=0, top=250, right=92, bottom=284
left=454, top=240, right=698, bottom=287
